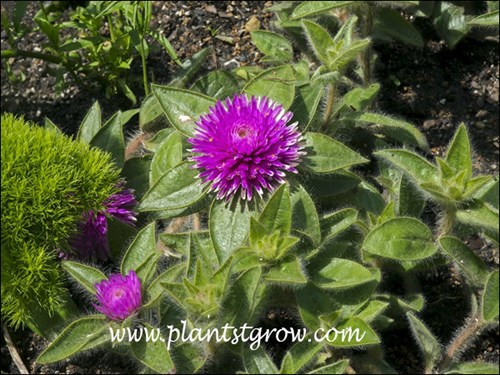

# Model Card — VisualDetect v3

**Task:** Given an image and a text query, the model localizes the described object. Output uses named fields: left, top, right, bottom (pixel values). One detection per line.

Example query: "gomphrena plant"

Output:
left=1, top=113, right=121, bottom=336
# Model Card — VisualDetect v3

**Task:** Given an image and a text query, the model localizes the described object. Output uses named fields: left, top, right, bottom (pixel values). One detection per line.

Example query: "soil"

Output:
left=1, top=1, right=498, bottom=374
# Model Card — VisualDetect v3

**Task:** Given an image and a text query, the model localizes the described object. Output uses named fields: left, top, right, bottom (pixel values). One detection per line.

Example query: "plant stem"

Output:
left=438, top=205, right=457, bottom=237
left=360, top=3, right=373, bottom=87
left=322, top=84, right=335, bottom=132
left=3, top=328, right=29, bottom=374
left=140, top=37, right=149, bottom=96
left=437, top=316, right=482, bottom=373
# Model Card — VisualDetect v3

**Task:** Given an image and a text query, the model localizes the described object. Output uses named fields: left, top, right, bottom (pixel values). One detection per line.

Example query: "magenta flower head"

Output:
left=93, top=270, right=142, bottom=321
left=188, top=94, right=305, bottom=201
left=69, top=186, right=137, bottom=261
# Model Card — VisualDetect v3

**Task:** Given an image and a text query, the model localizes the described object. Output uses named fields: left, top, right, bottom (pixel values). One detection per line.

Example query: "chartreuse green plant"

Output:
left=1, top=113, right=121, bottom=337
left=17, top=3, right=497, bottom=374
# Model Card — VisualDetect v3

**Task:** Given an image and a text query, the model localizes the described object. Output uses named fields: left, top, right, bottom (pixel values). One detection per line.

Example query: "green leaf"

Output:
left=90, top=111, right=125, bottom=168
left=397, top=174, right=426, bottom=217
left=474, top=177, right=499, bottom=209
left=406, top=313, right=441, bottom=371
left=356, top=300, right=389, bottom=323
left=171, top=47, right=210, bottom=88
left=130, top=323, right=175, bottom=373
left=325, top=317, right=380, bottom=347
left=290, top=182, right=321, bottom=245
left=375, top=149, right=438, bottom=184
left=464, top=176, right=492, bottom=199
left=120, top=222, right=159, bottom=285
left=210, top=199, right=252, bottom=263
left=62, top=261, right=107, bottom=295
left=363, top=218, right=438, bottom=260
left=139, top=94, right=163, bottom=131
left=374, top=8, right=424, bottom=47
left=121, top=156, right=152, bottom=200
left=302, top=20, right=335, bottom=65
left=445, top=123, right=472, bottom=180
left=350, top=112, right=428, bottom=149
left=433, top=2, right=468, bottom=48
left=36, top=316, right=109, bottom=364
left=328, top=38, right=370, bottom=72
left=482, top=271, right=499, bottom=321
left=251, top=30, right=294, bottom=62
left=302, top=132, right=369, bottom=173
left=139, top=161, right=208, bottom=212
left=280, top=337, right=323, bottom=374
left=144, top=264, right=186, bottom=307
left=265, top=256, right=307, bottom=285
left=310, top=258, right=373, bottom=289
left=445, top=361, right=500, bottom=374
left=292, top=82, right=324, bottom=131
left=171, top=342, right=207, bottom=374
left=296, top=283, right=334, bottom=330
left=243, top=65, right=296, bottom=110
left=343, top=84, right=380, bottom=112
left=151, top=85, right=216, bottom=137
left=456, top=200, right=499, bottom=234
left=191, top=71, right=239, bottom=99
left=150, top=131, right=183, bottom=185
left=468, top=10, right=499, bottom=27
left=260, top=184, right=292, bottom=235
left=320, top=208, right=358, bottom=243
left=439, top=236, right=489, bottom=286
left=243, top=347, right=279, bottom=374
left=297, top=170, right=361, bottom=197
left=291, top=1, right=355, bottom=20
left=308, top=360, right=349, bottom=374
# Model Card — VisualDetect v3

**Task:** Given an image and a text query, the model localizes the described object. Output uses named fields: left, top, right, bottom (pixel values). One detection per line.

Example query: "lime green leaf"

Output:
left=62, top=261, right=107, bottom=295
left=243, top=65, right=296, bottom=110
left=375, top=149, right=437, bottom=184
left=363, top=218, right=438, bottom=260
left=302, top=132, right=369, bottom=173
left=445, top=123, right=472, bottom=180
left=151, top=85, right=216, bottom=137
left=302, top=20, right=335, bottom=65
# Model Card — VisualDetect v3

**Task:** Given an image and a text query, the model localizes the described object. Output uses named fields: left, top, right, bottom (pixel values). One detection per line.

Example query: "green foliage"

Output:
left=1, top=113, right=120, bottom=332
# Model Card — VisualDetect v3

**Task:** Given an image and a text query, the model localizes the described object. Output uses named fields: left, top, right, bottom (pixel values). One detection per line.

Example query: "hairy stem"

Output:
left=322, top=84, right=335, bottom=132
left=360, top=3, right=373, bottom=87
left=437, top=316, right=482, bottom=372
left=438, top=205, right=457, bottom=237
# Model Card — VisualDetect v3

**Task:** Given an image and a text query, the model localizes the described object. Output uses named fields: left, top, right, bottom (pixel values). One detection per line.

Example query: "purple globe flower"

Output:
left=188, top=94, right=305, bottom=201
left=69, top=187, right=137, bottom=260
left=93, top=270, right=142, bottom=321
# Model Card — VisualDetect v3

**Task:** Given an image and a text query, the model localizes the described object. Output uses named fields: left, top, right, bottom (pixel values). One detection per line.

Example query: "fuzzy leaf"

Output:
left=152, top=85, right=216, bottom=137
left=468, top=11, right=500, bottom=26
left=290, top=182, right=321, bottom=245
left=308, top=360, right=349, bottom=374
left=291, top=1, right=355, bottom=19
left=139, top=94, right=163, bottom=131
left=62, top=261, right=107, bottom=295
left=139, top=161, right=208, bottom=212
left=356, top=300, right=389, bottom=323
left=298, top=170, right=361, bottom=197
left=446, top=123, right=472, bottom=180
left=433, top=2, right=468, bottom=48
left=302, top=20, right=335, bottom=65
left=363, top=218, right=438, bottom=260
left=243, top=65, right=296, bottom=110
left=375, top=149, right=438, bottom=184
left=374, top=8, right=424, bottom=47
left=456, top=200, right=499, bottom=234
left=310, top=258, right=374, bottom=289
left=36, top=316, right=109, bottom=364
left=444, top=361, right=500, bottom=374
left=474, top=177, right=499, bottom=209
left=482, top=271, right=499, bottom=321
left=406, top=313, right=441, bottom=371
left=243, top=347, right=279, bottom=374
left=350, top=112, right=428, bottom=149
left=343, top=83, right=380, bottom=112
left=260, top=184, right=292, bottom=235
left=121, top=222, right=159, bottom=285
left=302, top=132, right=369, bottom=173
left=439, top=236, right=489, bottom=286
left=191, top=71, right=239, bottom=99
left=144, top=264, right=186, bottom=307
left=280, top=337, right=323, bottom=374
left=325, top=317, right=380, bottom=347
left=251, top=30, right=294, bottom=62
left=296, top=283, right=334, bottom=330
left=121, top=156, right=152, bottom=201
left=265, top=256, right=307, bottom=285
left=130, top=323, right=175, bottom=373
left=292, top=82, right=324, bottom=131
left=397, top=174, right=426, bottom=217
left=90, top=111, right=125, bottom=168
left=210, top=199, right=252, bottom=263
left=320, top=208, right=358, bottom=243
left=150, top=131, right=183, bottom=185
